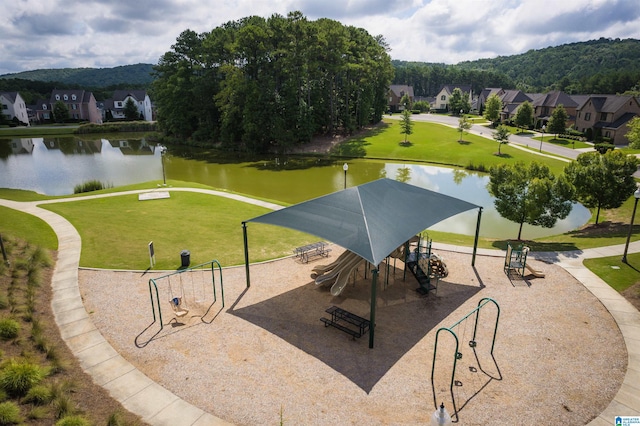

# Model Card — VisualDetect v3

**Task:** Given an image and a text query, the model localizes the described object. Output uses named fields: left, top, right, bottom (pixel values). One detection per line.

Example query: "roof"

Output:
left=389, top=85, right=414, bottom=98
left=440, top=84, right=472, bottom=95
left=246, top=178, right=480, bottom=266
left=0, top=92, right=19, bottom=103
left=596, top=112, right=637, bottom=130
left=112, top=90, right=148, bottom=102
left=500, top=90, right=532, bottom=104
left=532, top=91, right=577, bottom=108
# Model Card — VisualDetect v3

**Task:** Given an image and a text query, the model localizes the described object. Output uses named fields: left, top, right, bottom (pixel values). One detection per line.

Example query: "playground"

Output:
left=79, top=246, right=626, bottom=425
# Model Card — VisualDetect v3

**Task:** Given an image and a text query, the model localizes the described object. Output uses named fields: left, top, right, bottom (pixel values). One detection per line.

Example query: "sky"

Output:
left=1, top=0, right=640, bottom=76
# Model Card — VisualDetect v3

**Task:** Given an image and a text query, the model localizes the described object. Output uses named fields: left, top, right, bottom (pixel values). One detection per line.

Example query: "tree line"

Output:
left=151, top=12, right=394, bottom=153
left=394, top=38, right=640, bottom=96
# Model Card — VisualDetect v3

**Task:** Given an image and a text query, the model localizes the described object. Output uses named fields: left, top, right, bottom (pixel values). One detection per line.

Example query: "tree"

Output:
left=457, top=114, right=471, bottom=142
left=565, top=150, right=639, bottom=224
left=492, top=125, right=510, bottom=155
left=400, top=93, right=412, bottom=111
left=488, top=162, right=574, bottom=240
left=123, top=98, right=139, bottom=121
left=53, top=100, right=69, bottom=123
left=547, top=105, right=568, bottom=137
left=625, top=116, right=640, bottom=149
left=514, top=101, right=534, bottom=132
left=399, top=109, right=413, bottom=144
left=449, top=87, right=470, bottom=115
left=483, top=93, right=502, bottom=125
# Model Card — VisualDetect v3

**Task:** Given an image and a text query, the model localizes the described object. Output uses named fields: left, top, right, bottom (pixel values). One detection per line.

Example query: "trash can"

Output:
left=180, top=250, right=190, bottom=267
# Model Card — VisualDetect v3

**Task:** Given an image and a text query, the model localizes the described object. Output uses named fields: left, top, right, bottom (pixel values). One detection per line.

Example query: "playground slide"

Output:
left=330, top=256, right=364, bottom=296
left=311, top=250, right=355, bottom=279
left=525, top=263, right=545, bottom=278
left=315, top=252, right=362, bottom=286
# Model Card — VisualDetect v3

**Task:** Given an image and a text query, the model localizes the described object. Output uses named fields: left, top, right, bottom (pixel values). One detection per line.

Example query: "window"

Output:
left=440, top=95, right=446, bottom=101
left=584, top=113, right=591, bottom=121
left=55, top=94, right=60, bottom=100
left=42, top=104, right=47, bottom=110
left=72, top=94, right=77, bottom=100
left=605, top=131, right=610, bottom=137
left=72, top=104, right=77, bottom=110
left=43, top=112, right=50, bottom=119
left=1, top=104, right=7, bottom=110
left=600, top=112, right=607, bottom=121
left=63, top=94, right=68, bottom=100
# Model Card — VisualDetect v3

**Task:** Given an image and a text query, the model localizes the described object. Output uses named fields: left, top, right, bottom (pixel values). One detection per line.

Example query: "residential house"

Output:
left=0, top=92, right=30, bottom=126
left=104, top=90, right=153, bottom=121
left=476, top=88, right=505, bottom=114
left=531, top=91, right=578, bottom=128
left=499, top=90, right=534, bottom=122
left=388, top=85, right=414, bottom=113
left=433, top=84, right=473, bottom=112
left=40, top=89, right=101, bottom=123
left=574, top=95, right=640, bottom=145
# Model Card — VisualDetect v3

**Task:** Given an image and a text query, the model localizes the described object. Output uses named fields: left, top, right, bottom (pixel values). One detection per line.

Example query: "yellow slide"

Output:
left=330, top=255, right=364, bottom=296
left=310, top=250, right=355, bottom=279
left=316, top=252, right=362, bottom=285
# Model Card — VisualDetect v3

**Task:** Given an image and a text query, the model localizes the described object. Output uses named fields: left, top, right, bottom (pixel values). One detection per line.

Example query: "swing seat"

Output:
left=170, top=297, right=189, bottom=318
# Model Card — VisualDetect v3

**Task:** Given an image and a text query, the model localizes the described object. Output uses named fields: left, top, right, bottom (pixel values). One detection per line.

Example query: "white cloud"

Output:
left=1, top=0, right=639, bottom=75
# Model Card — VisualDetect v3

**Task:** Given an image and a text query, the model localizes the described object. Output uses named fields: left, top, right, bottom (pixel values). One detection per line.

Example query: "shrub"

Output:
left=73, top=180, right=111, bottom=194
left=594, top=143, right=615, bottom=154
left=0, top=401, right=22, bottom=424
left=0, top=359, right=48, bottom=397
left=55, top=415, right=91, bottom=426
left=23, top=384, right=52, bottom=405
left=0, top=319, right=20, bottom=340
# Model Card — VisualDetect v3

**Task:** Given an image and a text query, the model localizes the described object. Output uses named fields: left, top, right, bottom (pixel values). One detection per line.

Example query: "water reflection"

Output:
left=0, top=139, right=590, bottom=239
left=0, top=137, right=162, bottom=195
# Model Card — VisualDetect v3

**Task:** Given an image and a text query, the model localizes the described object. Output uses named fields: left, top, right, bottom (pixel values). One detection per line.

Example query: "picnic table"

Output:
left=293, top=241, right=331, bottom=263
left=320, top=306, right=370, bottom=339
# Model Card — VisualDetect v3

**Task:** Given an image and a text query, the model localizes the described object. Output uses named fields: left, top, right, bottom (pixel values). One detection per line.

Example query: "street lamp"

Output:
left=622, top=187, right=640, bottom=263
left=160, top=146, right=167, bottom=186
left=343, top=163, right=349, bottom=189
left=539, top=125, right=546, bottom=152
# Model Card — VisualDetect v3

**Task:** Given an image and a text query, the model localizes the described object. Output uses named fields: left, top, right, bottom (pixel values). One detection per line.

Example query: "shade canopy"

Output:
left=246, top=178, right=480, bottom=265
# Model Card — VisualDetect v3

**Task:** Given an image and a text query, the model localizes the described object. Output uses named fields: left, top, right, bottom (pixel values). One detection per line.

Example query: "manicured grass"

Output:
left=0, top=206, right=58, bottom=250
left=41, top=191, right=316, bottom=269
left=331, top=119, right=570, bottom=175
left=0, top=126, right=77, bottom=137
left=531, top=135, right=591, bottom=150
left=584, top=255, right=640, bottom=292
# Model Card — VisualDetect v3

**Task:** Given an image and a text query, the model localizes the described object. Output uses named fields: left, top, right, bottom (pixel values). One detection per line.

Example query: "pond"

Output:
left=0, top=137, right=591, bottom=239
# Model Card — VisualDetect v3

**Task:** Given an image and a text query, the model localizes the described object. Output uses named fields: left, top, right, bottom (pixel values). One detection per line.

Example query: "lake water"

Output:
left=0, top=137, right=591, bottom=239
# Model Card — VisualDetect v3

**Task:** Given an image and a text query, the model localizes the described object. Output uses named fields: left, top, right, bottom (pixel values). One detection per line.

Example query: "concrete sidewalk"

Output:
left=2, top=191, right=640, bottom=424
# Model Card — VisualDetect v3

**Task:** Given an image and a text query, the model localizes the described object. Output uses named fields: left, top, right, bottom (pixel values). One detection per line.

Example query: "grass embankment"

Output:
left=331, top=119, right=569, bottom=175
left=0, top=236, right=143, bottom=424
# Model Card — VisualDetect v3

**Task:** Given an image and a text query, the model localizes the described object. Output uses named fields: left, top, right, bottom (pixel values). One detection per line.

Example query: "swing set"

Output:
left=430, top=297, right=501, bottom=423
left=147, top=259, right=224, bottom=332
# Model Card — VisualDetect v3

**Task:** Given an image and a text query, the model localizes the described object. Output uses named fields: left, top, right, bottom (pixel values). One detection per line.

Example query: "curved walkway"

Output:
left=1, top=188, right=639, bottom=425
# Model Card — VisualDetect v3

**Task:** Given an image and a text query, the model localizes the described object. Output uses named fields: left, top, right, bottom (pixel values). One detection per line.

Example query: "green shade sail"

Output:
left=246, top=178, right=481, bottom=266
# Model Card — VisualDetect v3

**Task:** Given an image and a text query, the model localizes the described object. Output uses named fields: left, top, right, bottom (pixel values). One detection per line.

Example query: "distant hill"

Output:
left=393, top=37, right=640, bottom=96
left=0, top=63, right=155, bottom=88
left=455, top=37, right=640, bottom=92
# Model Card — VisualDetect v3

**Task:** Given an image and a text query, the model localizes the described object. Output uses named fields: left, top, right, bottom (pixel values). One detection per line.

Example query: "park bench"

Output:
left=320, top=306, right=370, bottom=339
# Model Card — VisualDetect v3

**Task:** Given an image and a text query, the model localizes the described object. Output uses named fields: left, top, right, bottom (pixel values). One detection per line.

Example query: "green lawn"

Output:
left=41, top=191, right=316, bottom=269
left=0, top=125, right=77, bottom=137
left=331, top=119, right=570, bottom=175
left=532, top=135, right=591, bottom=150
left=584, top=255, right=640, bottom=292
left=0, top=206, right=58, bottom=250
